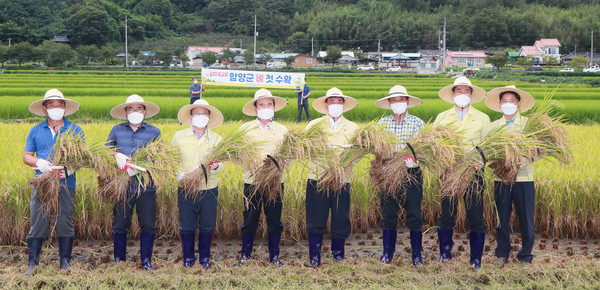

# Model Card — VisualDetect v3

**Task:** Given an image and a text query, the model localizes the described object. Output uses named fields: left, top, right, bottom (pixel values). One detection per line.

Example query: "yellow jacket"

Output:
left=171, top=127, right=225, bottom=190
left=433, top=106, right=491, bottom=149
left=240, top=120, right=288, bottom=184
left=482, top=114, right=534, bottom=182
left=306, top=115, right=360, bottom=182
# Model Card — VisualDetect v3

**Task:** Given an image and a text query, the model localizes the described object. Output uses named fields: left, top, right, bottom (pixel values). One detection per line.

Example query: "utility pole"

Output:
left=442, top=16, right=447, bottom=72
left=8, top=37, right=11, bottom=47
left=591, top=30, right=594, bottom=66
left=240, top=39, right=242, bottom=49
left=377, top=39, right=381, bottom=63
left=311, top=37, right=314, bottom=56
left=253, top=15, right=257, bottom=65
left=125, top=16, right=129, bottom=71
left=438, top=27, right=442, bottom=72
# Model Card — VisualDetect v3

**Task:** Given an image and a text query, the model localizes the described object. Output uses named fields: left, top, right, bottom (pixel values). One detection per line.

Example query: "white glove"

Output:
left=208, top=161, right=219, bottom=170
left=36, top=159, right=53, bottom=173
left=115, top=153, right=131, bottom=171
left=283, top=160, right=291, bottom=167
left=403, top=156, right=419, bottom=168
left=56, top=169, right=66, bottom=179
left=518, top=157, right=530, bottom=168
left=67, top=169, right=74, bottom=176
left=176, top=171, right=186, bottom=182
left=473, top=160, right=484, bottom=171
left=126, top=167, right=139, bottom=177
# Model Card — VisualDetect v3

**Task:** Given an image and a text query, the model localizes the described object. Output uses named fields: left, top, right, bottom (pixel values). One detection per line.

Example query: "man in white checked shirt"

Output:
left=375, top=85, right=426, bottom=268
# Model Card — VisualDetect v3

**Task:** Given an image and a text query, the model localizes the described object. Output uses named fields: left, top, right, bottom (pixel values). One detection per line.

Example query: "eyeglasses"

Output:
left=192, top=112, right=210, bottom=117
left=126, top=107, right=145, bottom=113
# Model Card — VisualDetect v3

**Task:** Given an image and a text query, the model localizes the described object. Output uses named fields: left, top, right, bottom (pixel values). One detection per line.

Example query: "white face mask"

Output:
left=193, top=80, right=198, bottom=84
left=453, top=94, right=471, bottom=108
left=127, top=112, right=144, bottom=124
left=257, top=108, right=274, bottom=120
left=328, top=104, right=344, bottom=118
left=500, top=103, right=519, bottom=116
left=46, top=108, right=65, bottom=121
left=390, top=102, right=408, bottom=115
left=192, top=115, right=210, bottom=128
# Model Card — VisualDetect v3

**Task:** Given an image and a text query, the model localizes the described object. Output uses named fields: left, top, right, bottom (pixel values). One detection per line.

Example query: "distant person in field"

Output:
left=483, top=86, right=537, bottom=266
left=23, top=89, right=83, bottom=275
left=172, top=99, right=225, bottom=269
left=189, top=76, right=205, bottom=104
left=304, top=87, right=359, bottom=268
left=375, top=85, right=425, bottom=268
left=433, top=77, right=490, bottom=269
left=295, top=78, right=312, bottom=122
left=106, top=94, right=161, bottom=270
left=234, top=88, right=288, bottom=267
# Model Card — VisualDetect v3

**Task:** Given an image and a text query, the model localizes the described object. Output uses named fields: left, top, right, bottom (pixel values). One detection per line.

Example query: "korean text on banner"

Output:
left=201, top=68, right=305, bottom=89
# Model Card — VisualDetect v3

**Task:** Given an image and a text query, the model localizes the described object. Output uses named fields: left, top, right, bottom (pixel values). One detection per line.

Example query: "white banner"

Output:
left=201, top=68, right=305, bottom=89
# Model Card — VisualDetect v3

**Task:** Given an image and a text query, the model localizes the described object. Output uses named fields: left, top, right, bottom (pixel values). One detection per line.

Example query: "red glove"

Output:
left=208, top=161, right=219, bottom=170
left=403, top=156, right=418, bottom=168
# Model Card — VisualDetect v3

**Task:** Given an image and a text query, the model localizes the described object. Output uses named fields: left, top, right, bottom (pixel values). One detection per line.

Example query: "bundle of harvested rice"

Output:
left=27, top=172, right=60, bottom=215
left=180, top=125, right=261, bottom=197
left=251, top=121, right=331, bottom=200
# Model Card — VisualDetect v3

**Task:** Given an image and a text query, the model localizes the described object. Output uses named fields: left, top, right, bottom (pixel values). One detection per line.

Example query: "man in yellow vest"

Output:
left=483, top=85, right=536, bottom=266
left=304, top=87, right=359, bottom=268
left=235, top=88, right=288, bottom=267
left=172, top=99, right=225, bottom=269
left=433, top=77, right=490, bottom=269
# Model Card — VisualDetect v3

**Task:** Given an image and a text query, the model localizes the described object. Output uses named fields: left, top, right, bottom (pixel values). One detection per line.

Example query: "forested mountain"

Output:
left=0, top=0, right=598, bottom=52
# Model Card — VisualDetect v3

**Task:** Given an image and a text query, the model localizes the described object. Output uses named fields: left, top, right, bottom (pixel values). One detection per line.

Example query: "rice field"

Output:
left=1, top=121, right=598, bottom=245
left=1, top=72, right=600, bottom=123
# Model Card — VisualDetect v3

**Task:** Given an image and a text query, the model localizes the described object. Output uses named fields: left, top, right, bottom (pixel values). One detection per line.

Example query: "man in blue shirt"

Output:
left=23, top=89, right=83, bottom=275
left=189, top=76, right=205, bottom=104
left=107, top=94, right=161, bottom=270
left=294, top=78, right=311, bottom=122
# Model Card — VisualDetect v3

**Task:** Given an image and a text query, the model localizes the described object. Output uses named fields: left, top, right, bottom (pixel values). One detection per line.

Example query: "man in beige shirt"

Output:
left=235, top=88, right=288, bottom=267
left=304, top=88, right=359, bottom=268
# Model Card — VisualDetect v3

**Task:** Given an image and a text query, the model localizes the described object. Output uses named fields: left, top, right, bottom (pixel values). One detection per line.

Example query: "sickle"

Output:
left=267, top=154, right=281, bottom=171
left=406, top=142, right=417, bottom=163
left=475, top=146, right=486, bottom=170
left=200, top=164, right=208, bottom=185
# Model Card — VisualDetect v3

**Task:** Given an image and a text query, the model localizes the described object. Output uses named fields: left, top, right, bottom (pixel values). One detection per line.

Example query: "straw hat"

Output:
left=312, top=87, right=358, bottom=114
left=485, top=85, right=535, bottom=113
left=110, top=94, right=160, bottom=120
left=28, top=89, right=80, bottom=117
left=438, top=76, right=486, bottom=104
left=242, top=88, right=287, bottom=116
left=375, top=85, right=422, bottom=109
left=177, top=99, right=224, bottom=128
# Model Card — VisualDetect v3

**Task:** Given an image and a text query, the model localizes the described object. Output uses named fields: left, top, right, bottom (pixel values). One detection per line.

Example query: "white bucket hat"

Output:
left=312, top=87, right=358, bottom=114
left=28, top=89, right=80, bottom=117
left=485, top=85, right=535, bottom=113
left=177, top=99, right=224, bottom=128
left=438, top=77, right=486, bottom=104
left=375, top=85, right=422, bottom=109
left=110, top=94, right=160, bottom=120
left=242, top=88, right=287, bottom=116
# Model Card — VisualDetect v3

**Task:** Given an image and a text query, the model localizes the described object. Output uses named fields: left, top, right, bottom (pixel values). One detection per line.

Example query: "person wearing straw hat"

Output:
left=304, top=87, right=359, bottom=268
left=23, top=89, right=83, bottom=275
left=375, top=85, right=425, bottom=267
left=172, top=99, right=225, bottom=269
left=235, top=88, right=288, bottom=267
left=106, top=94, right=161, bottom=270
left=433, top=76, right=490, bottom=269
left=189, top=76, right=205, bottom=104
left=483, top=85, right=537, bottom=266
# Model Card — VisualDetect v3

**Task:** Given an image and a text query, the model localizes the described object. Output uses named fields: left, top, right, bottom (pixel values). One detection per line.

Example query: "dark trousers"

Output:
left=190, top=97, right=200, bottom=104
left=297, top=100, right=311, bottom=122
left=439, top=174, right=485, bottom=232
left=28, top=186, right=75, bottom=239
left=305, top=179, right=351, bottom=239
left=494, top=181, right=536, bottom=262
left=241, top=183, right=284, bottom=236
left=178, top=187, right=218, bottom=235
left=381, top=168, right=423, bottom=230
left=112, top=177, right=157, bottom=234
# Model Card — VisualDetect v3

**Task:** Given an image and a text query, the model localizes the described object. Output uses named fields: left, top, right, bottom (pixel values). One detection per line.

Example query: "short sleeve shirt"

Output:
left=190, top=84, right=202, bottom=99
left=106, top=122, right=161, bottom=157
left=297, top=85, right=310, bottom=102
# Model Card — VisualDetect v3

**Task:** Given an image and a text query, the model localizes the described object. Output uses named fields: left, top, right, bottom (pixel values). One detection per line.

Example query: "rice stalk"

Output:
left=27, top=172, right=60, bottom=215
left=251, top=121, right=331, bottom=200
left=130, top=140, right=180, bottom=194
left=180, top=124, right=261, bottom=197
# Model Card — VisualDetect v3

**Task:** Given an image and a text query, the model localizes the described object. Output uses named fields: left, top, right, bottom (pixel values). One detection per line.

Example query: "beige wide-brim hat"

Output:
left=242, top=88, right=287, bottom=116
left=312, top=87, right=358, bottom=114
left=485, top=85, right=535, bottom=113
left=375, top=85, right=422, bottom=109
left=177, top=99, right=224, bottom=128
left=110, top=94, right=160, bottom=120
left=438, top=76, right=486, bottom=104
left=28, top=89, right=80, bottom=117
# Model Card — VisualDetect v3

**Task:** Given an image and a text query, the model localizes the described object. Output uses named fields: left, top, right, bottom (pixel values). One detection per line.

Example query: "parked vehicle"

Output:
left=266, top=62, right=285, bottom=69
left=583, top=66, right=600, bottom=72
left=491, top=67, right=512, bottom=72
left=209, top=63, right=227, bottom=69
left=525, top=66, right=543, bottom=71
left=357, top=64, right=375, bottom=71
left=559, top=68, right=574, bottom=72
left=386, top=66, right=402, bottom=72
